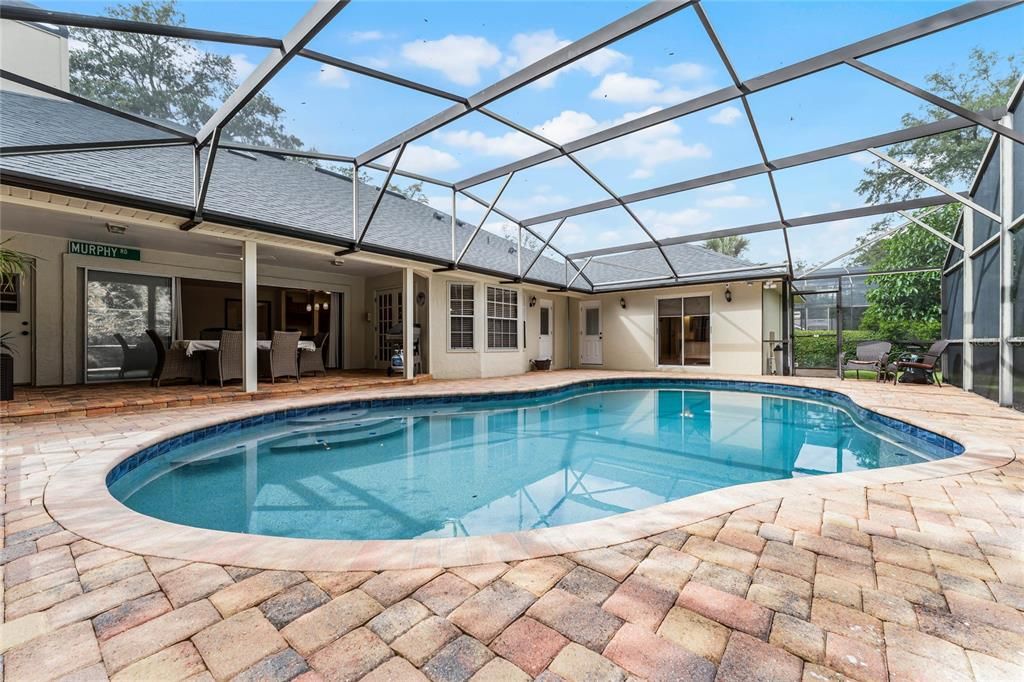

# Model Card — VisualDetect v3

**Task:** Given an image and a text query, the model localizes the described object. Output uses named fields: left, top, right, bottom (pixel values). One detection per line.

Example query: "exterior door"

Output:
left=580, top=302, right=602, bottom=365
left=374, top=288, right=402, bottom=369
left=538, top=301, right=553, bottom=360
left=0, top=269, right=34, bottom=384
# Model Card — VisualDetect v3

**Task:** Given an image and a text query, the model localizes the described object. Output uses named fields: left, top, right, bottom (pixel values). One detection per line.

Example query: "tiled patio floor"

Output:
left=2, top=371, right=1022, bottom=681
left=0, top=370, right=426, bottom=423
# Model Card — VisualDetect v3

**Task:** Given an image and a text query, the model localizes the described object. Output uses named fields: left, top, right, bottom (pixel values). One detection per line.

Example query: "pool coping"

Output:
left=43, top=373, right=1017, bottom=571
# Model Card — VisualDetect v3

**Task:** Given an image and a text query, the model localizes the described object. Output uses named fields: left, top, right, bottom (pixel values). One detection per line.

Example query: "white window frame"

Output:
left=486, top=285, right=519, bottom=352
left=654, top=291, right=713, bottom=370
left=446, top=280, right=475, bottom=352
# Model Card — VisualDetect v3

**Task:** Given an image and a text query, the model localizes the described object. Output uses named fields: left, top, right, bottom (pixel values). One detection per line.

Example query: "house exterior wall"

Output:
left=569, top=282, right=770, bottom=375
left=426, top=273, right=571, bottom=379
left=0, top=20, right=69, bottom=96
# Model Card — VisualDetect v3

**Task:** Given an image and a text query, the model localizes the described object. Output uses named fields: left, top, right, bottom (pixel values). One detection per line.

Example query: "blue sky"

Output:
left=47, top=0, right=1024, bottom=270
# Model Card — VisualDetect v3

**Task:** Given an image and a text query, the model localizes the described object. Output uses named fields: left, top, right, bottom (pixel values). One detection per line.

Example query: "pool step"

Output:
left=269, top=417, right=413, bottom=452
left=287, top=410, right=369, bottom=426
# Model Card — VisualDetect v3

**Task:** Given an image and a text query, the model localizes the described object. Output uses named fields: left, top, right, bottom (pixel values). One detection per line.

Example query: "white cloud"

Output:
left=502, top=30, right=628, bottom=89
left=230, top=53, right=257, bottom=80
left=378, top=144, right=461, bottom=175
left=849, top=151, right=875, bottom=166
left=637, top=207, right=713, bottom=239
left=698, top=194, right=761, bottom=209
left=590, top=72, right=711, bottom=105
left=657, top=62, right=710, bottom=82
left=435, top=128, right=548, bottom=158
left=709, top=106, right=742, bottom=126
left=401, top=35, right=501, bottom=86
left=630, top=168, right=654, bottom=180
left=316, top=66, right=351, bottom=89
left=349, top=30, right=385, bottom=43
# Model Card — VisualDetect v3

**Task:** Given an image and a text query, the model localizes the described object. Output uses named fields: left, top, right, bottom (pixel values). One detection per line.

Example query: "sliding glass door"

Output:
left=658, top=295, right=711, bottom=367
left=85, top=270, right=172, bottom=382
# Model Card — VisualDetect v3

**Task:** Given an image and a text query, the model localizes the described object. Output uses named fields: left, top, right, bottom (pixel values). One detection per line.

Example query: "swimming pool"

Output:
left=107, top=380, right=961, bottom=541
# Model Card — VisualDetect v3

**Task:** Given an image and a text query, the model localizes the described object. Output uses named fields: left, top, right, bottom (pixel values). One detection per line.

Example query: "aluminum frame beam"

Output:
left=356, top=142, right=406, bottom=245
left=356, top=0, right=696, bottom=165
left=847, top=58, right=1024, bottom=147
left=1, top=138, right=190, bottom=156
left=566, top=194, right=958, bottom=260
left=1, top=69, right=193, bottom=140
left=694, top=1, right=795, bottom=278
left=0, top=4, right=283, bottom=48
left=896, top=210, right=965, bottom=251
left=517, top=113, right=1000, bottom=227
left=300, top=49, right=467, bottom=103
left=869, top=147, right=1002, bottom=221
left=195, top=0, right=349, bottom=146
left=454, top=172, right=514, bottom=266
left=453, top=0, right=1020, bottom=191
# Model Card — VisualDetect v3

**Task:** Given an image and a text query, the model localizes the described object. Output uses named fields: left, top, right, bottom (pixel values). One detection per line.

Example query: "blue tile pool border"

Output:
left=104, top=378, right=965, bottom=487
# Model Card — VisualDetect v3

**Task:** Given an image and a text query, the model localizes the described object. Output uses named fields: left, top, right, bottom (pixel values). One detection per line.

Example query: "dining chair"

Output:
left=145, top=329, right=196, bottom=387
left=299, top=332, right=329, bottom=377
left=212, top=330, right=244, bottom=387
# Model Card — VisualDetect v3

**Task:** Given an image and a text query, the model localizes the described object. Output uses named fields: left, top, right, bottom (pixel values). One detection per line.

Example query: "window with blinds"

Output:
left=487, top=286, right=518, bottom=350
left=448, top=282, right=474, bottom=350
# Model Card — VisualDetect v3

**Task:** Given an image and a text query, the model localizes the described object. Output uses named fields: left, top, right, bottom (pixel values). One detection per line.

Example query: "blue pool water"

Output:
left=108, top=383, right=960, bottom=541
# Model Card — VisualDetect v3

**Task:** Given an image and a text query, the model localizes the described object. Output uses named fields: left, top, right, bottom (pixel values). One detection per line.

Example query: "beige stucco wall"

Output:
left=1, top=229, right=370, bottom=385
left=569, top=282, right=768, bottom=375
left=426, top=274, right=571, bottom=380
left=1, top=21, right=69, bottom=96
left=762, top=285, right=784, bottom=374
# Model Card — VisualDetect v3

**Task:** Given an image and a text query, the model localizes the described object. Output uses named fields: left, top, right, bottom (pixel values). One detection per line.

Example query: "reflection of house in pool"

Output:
left=117, top=389, right=929, bottom=541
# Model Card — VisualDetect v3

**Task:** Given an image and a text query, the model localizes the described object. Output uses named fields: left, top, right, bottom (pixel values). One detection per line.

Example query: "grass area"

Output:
left=842, top=369, right=945, bottom=383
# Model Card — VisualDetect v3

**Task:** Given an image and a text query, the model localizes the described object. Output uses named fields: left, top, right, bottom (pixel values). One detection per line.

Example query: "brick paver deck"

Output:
left=2, top=371, right=1022, bottom=681
left=0, top=370, right=424, bottom=423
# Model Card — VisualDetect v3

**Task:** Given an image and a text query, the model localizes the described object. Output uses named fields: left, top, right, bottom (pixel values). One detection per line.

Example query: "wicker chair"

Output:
left=892, top=340, right=949, bottom=386
left=259, top=331, right=301, bottom=383
left=115, top=333, right=155, bottom=379
left=211, top=330, right=244, bottom=387
left=840, top=341, right=891, bottom=381
left=145, top=330, right=196, bottom=387
left=299, top=332, right=329, bottom=377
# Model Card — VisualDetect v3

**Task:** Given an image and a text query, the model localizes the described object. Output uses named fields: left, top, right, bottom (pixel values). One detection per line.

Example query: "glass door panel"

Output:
left=85, top=270, right=172, bottom=382
left=683, top=296, right=711, bottom=366
left=658, top=298, right=682, bottom=366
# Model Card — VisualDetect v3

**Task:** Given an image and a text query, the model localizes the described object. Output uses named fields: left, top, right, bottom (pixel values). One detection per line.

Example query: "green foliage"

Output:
left=0, top=239, right=32, bottom=289
left=703, top=236, right=750, bottom=258
left=70, top=0, right=302, bottom=148
left=794, top=329, right=876, bottom=369
left=855, top=48, right=1022, bottom=204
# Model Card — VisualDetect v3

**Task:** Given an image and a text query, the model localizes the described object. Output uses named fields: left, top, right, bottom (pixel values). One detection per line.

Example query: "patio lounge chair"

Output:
left=211, top=330, right=244, bottom=387
left=840, top=341, right=891, bottom=381
left=259, top=331, right=300, bottom=383
left=892, top=339, right=949, bottom=386
left=299, top=332, right=329, bottom=377
left=145, top=329, right=195, bottom=387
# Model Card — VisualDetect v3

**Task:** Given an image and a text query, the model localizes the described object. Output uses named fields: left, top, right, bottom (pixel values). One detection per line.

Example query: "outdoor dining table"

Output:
left=172, top=339, right=317, bottom=356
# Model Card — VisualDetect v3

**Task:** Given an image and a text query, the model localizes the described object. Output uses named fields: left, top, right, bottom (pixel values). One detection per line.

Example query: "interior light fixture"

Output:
left=105, top=222, right=127, bottom=234
left=306, top=303, right=312, bottom=312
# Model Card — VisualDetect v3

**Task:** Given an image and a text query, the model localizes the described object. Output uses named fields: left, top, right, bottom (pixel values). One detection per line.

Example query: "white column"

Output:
left=243, top=240, right=258, bottom=393
left=998, top=113, right=1014, bottom=406
left=404, top=266, right=414, bottom=380
left=962, top=209, right=974, bottom=392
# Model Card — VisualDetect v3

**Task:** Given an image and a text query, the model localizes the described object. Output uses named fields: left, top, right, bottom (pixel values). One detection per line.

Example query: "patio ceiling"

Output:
left=1, top=0, right=1021, bottom=292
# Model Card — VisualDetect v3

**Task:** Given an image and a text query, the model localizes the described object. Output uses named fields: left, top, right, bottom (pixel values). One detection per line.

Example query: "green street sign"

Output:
left=68, top=240, right=141, bottom=261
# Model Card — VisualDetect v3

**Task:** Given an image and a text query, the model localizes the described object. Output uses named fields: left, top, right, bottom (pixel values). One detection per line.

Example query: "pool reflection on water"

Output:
left=109, top=388, right=951, bottom=541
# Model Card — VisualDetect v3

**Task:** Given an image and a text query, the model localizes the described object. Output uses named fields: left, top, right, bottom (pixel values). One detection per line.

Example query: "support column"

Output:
left=962, top=209, right=974, bottom=392
left=404, top=266, right=414, bottom=380
left=243, top=240, right=258, bottom=393
left=998, top=113, right=1014, bottom=406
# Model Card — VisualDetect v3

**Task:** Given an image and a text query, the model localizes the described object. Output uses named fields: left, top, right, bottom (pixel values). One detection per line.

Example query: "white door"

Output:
left=374, top=288, right=402, bottom=369
left=538, top=301, right=553, bottom=360
left=0, top=269, right=33, bottom=384
left=580, top=302, right=602, bottom=365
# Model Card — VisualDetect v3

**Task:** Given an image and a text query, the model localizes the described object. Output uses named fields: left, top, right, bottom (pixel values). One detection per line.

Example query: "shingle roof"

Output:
left=0, top=91, right=771, bottom=291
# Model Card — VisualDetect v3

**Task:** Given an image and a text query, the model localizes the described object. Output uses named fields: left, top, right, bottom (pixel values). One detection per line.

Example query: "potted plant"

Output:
left=0, top=239, right=32, bottom=400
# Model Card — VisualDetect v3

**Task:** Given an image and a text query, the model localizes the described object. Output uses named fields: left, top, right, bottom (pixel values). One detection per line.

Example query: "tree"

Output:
left=703, top=235, right=750, bottom=258
left=69, top=0, right=302, bottom=148
left=859, top=204, right=959, bottom=340
left=856, top=48, right=1021, bottom=204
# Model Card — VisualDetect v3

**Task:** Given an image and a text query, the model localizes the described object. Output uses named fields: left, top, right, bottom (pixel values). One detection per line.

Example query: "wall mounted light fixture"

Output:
left=619, top=297, right=627, bottom=309
left=724, top=285, right=733, bottom=303
left=529, top=296, right=537, bottom=307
